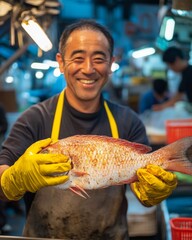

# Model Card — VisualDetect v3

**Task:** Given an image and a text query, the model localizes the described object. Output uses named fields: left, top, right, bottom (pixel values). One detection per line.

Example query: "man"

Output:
left=139, top=78, right=169, bottom=114
left=153, top=46, right=192, bottom=111
left=0, top=20, right=177, bottom=239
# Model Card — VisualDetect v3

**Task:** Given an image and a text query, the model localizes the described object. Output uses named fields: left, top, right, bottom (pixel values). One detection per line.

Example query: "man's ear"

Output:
left=56, top=53, right=64, bottom=73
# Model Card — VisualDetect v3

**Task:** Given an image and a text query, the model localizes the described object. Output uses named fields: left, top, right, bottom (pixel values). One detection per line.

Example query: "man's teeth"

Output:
left=80, top=79, right=95, bottom=84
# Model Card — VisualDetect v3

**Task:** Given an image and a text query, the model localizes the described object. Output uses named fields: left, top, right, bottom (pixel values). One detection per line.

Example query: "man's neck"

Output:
left=65, top=90, right=101, bottom=114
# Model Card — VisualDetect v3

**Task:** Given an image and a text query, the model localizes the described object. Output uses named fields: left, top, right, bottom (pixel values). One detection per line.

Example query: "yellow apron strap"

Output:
left=51, top=90, right=65, bottom=141
left=104, top=100, right=119, bottom=138
left=51, top=91, right=119, bottom=140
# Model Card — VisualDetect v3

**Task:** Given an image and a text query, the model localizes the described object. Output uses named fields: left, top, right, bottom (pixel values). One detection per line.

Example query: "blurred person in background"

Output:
left=0, top=20, right=177, bottom=239
left=153, top=46, right=192, bottom=111
left=139, top=78, right=169, bottom=114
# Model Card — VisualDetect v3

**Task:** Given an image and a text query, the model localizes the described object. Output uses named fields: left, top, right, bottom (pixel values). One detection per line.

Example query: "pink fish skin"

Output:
left=41, top=135, right=192, bottom=198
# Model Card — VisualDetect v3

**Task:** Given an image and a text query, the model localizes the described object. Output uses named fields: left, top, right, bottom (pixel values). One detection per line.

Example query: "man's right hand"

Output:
left=1, top=138, right=71, bottom=200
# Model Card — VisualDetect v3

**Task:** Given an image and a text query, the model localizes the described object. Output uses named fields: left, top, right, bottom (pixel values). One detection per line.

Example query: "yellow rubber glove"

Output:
left=130, top=164, right=177, bottom=207
left=1, top=138, right=71, bottom=200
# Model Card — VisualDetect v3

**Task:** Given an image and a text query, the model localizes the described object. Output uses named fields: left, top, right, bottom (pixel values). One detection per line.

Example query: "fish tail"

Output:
left=152, top=136, right=192, bottom=175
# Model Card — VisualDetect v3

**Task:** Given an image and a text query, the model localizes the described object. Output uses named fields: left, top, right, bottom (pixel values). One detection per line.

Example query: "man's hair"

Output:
left=162, top=46, right=184, bottom=63
left=59, top=19, right=114, bottom=59
left=153, top=78, right=168, bottom=95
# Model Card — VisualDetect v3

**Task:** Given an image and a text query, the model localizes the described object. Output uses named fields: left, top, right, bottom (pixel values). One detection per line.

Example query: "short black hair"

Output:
left=162, top=46, right=184, bottom=63
left=59, top=19, right=114, bottom=59
left=153, top=78, right=168, bottom=95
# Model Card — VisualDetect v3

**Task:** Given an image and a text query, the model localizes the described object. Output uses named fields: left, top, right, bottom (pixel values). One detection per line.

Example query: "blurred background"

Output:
left=0, top=0, right=192, bottom=239
left=0, top=0, right=192, bottom=114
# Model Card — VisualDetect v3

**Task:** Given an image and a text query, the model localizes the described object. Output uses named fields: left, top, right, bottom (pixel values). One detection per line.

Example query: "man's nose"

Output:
left=82, top=59, right=95, bottom=74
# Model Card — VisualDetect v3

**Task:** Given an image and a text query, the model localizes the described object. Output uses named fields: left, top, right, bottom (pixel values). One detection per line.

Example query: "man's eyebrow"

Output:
left=70, top=50, right=108, bottom=58
left=70, top=50, right=85, bottom=58
left=93, top=51, right=108, bottom=58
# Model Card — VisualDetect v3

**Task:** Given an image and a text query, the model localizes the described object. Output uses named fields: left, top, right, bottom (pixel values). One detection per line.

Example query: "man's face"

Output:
left=56, top=29, right=113, bottom=104
left=167, top=57, right=182, bottom=72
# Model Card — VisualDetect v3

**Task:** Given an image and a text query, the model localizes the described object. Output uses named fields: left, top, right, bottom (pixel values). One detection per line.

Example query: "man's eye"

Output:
left=93, top=58, right=106, bottom=63
left=73, top=57, right=84, bottom=63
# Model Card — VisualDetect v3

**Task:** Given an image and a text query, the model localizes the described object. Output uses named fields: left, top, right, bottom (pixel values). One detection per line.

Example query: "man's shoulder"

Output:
left=26, top=95, right=58, bottom=112
left=16, top=95, right=58, bottom=124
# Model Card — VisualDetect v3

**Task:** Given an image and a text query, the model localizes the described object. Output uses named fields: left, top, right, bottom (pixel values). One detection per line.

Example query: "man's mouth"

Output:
left=79, top=79, right=96, bottom=84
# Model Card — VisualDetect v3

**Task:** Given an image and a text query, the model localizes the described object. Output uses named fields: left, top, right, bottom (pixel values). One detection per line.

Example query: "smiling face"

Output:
left=56, top=29, right=113, bottom=112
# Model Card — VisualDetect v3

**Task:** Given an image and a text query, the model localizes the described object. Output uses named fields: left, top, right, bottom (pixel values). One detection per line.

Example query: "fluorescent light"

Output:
left=43, top=60, right=59, bottom=68
left=132, top=47, right=156, bottom=59
left=21, top=17, right=53, bottom=52
left=159, top=16, right=175, bottom=41
left=164, top=18, right=175, bottom=41
left=31, top=62, right=49, bottom=70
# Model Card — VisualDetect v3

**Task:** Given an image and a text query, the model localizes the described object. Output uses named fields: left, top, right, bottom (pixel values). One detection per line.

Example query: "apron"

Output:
left=23, top=91, right=129, bottom=240
left=51, top=90, right=119, bottom=141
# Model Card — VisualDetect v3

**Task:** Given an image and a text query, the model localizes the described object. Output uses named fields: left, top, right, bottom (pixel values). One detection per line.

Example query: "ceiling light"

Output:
left=31, top=62, right=49, bottom=70
left=131, top=47, right=156, bottom=59
left=159, top=16, right=175, bottom=41
left=164, top=18, right=175, bottom=41
left=21, top=16, right=53, bottom=52
left=43, top=60, right=59, bottom=68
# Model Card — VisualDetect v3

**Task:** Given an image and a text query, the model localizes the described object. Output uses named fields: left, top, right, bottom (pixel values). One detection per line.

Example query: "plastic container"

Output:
left=165, top=119, right=192, bottom=144
left=170, top=217, right=192, bottom=240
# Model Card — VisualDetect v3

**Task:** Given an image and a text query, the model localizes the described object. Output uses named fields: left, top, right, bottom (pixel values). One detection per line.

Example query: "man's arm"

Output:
left=0, top=105, right=8, bottom=135
left=152, top=92, right=184, bottom=111
left=0, top=165, right=10, bottom=200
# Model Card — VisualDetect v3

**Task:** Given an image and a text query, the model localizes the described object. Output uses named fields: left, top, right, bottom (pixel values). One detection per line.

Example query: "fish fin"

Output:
left=69, top=186, right=90, bottom=199
left=152, top=136, right=192, bottom=175
left=127, top=142, right=152, bottom=153
left=104, top=135, right=152, bottom=153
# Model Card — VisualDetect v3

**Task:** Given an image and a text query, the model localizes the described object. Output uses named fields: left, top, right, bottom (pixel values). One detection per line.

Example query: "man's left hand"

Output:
left=130, top=164, right=177, bottom=207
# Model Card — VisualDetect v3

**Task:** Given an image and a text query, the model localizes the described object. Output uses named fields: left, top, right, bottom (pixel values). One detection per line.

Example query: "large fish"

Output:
left=41, top=135, right=192, bottom=198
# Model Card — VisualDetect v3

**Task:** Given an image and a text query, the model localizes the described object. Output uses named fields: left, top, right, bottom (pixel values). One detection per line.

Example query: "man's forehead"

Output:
left=66, top=29, right=107, bottom=43
left=64, top=29, right=110, bottom=55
